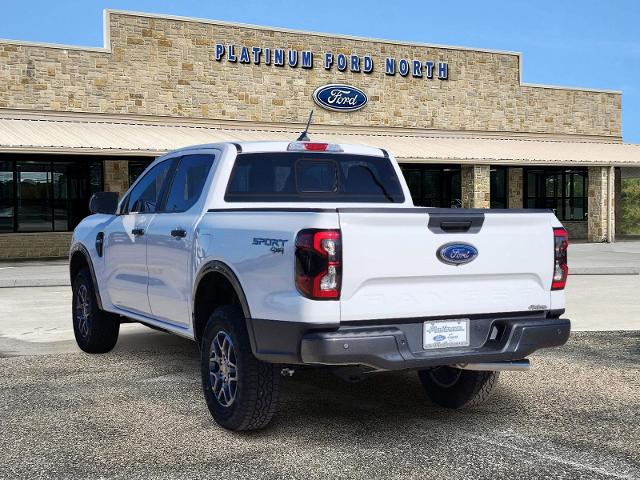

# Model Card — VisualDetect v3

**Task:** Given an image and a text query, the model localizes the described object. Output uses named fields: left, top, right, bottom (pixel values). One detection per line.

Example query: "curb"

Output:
left=0, top=279, right=71, bottom=288
left=570, top=267, right=639, bottom=276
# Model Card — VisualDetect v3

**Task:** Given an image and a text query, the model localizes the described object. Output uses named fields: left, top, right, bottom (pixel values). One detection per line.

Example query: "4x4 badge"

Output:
left=252, top=237, right=288, bottom=255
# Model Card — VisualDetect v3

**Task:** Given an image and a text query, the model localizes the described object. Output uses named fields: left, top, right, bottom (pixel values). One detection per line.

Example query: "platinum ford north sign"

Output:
left=213, top=44, right=449, bottom=80
left=313, top=84, right=368, bottom=112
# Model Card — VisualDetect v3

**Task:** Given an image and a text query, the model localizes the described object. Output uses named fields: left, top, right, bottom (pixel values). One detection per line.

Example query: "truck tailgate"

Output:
left=338, top=209, right=555, bottom=321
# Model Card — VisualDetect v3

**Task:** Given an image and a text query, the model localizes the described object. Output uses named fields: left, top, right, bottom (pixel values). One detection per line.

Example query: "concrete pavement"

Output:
left=570, top=241, right=640, bottom=275
left=0, top=259, right=68, bottom=287
left=565, top=275, right=640, bottom=331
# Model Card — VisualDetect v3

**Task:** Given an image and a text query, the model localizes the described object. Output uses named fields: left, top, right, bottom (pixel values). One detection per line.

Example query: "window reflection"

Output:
left=525, top=168, right=587, bottom=221
left=399, top=165, right=462, bottom=208
left=18, top=163, right=52, bottom=232
left=490, top=167, right=508, bottom=209
left=0, top=162, right=14, bottom=232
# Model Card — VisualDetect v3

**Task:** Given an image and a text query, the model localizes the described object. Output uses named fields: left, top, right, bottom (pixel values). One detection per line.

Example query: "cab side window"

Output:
left=164, top=154, right=215, bottom=213
left=125, top=160, right=174, bottom=214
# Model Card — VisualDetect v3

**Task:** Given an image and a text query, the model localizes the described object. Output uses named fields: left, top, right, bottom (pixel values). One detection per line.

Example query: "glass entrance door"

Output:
left=525, top=168, right=587, bottom=221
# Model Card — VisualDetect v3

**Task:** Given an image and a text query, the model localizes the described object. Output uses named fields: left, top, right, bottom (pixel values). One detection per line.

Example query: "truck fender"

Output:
left=69, top=242, right=104, bottom=310
left=192, top=260, right=258, bottom=353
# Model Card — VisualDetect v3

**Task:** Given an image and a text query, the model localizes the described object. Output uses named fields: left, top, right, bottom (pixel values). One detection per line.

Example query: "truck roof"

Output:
left=164, top=141, right=388, bottom=158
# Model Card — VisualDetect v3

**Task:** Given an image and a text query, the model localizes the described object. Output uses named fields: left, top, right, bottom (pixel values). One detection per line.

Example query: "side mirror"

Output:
left=89, top=192, right=119, bottom=215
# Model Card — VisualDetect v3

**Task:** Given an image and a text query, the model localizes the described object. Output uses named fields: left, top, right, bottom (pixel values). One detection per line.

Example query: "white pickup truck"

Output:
left=70, top=140, right=570, bottom=431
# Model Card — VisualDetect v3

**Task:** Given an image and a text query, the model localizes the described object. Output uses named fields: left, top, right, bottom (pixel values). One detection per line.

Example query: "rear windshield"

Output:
left=225, top=153, right=405, bottom=203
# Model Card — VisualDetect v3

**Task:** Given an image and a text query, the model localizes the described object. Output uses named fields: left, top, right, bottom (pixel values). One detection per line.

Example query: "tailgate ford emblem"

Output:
left=313, top=84, right=368, bottom=112
left=437, top=243, right=478, bottom=266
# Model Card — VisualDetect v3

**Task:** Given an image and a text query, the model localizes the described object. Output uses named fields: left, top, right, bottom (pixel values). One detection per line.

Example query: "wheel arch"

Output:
left=192, top=260, right=255, bottom=351
left=69, top=243, right=103, bottom=309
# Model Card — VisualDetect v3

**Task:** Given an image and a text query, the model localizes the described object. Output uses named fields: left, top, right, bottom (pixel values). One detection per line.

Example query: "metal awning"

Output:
left=0, top=114, right=639, bottom=166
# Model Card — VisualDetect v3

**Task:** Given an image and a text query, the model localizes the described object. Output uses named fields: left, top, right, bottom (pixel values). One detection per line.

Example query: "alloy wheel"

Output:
left=75, top=284, right=91, bottom=338
left=209, top=331, right=238, bottom=407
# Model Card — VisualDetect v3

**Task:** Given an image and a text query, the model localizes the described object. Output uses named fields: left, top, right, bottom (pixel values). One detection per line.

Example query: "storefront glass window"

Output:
left=399, top=165, right=461, bottom=208
left=525, top=168, right=587, bottom=221
left=0, top=161, right=14, bottom=232
left=52, top=164, right=68, bottom=231
left=0, top=155, right=105, bottom=233
left=490, top=167, right=508, bottom=208
left=17, top=162, right=52, bottom=232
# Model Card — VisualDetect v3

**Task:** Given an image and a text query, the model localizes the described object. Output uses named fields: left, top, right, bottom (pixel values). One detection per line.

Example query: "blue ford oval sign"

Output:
left=437, top=243, right=478, bottom=266
left=313, top=84, right=368, bottom=112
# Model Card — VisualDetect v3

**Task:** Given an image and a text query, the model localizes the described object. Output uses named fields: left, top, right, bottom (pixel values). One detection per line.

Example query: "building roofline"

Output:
left=0, top=9, right=623, bottom=96
left=104, top=9, right=524, bottom=56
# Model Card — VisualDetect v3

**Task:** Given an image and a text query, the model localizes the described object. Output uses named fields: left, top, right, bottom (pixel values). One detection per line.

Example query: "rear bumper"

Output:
left=248, top=313, right=571, bottom=371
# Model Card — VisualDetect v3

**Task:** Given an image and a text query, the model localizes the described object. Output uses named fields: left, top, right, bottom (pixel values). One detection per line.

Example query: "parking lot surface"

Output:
left=1, top=331, right=638, bottom=480
left=0, top=245, right=638, bottom=479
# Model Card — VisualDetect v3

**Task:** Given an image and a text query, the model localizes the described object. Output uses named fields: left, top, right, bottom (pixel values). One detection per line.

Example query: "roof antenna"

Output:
left=297, top=110, right=314, bottom=141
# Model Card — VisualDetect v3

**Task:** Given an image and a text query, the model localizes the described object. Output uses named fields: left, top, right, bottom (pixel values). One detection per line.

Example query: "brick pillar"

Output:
left=615, top=167, right=621, bottom=238
left=587, top=166, right=615, bottom=242
left=461, top=165, right=490, bottom=208
left=507, top=167, right=523, bottom=208
left=104, top=160, right=129, bottom=198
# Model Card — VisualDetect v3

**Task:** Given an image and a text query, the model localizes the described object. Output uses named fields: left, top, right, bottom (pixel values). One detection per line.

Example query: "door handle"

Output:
left=131, top=228, right=145, bottom=236
left=171, top=228, right=187, bottom=238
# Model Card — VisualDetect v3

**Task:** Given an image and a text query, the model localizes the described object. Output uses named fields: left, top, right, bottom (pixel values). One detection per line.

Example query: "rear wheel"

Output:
left=72, top=268, right=120, bottom=353
left=418, top=366, right=499, bottom=408
left=200, top=305, right=280, bottom=431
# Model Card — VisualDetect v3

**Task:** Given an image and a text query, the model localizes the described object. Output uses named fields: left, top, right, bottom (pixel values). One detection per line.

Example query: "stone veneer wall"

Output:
left=0, top=11, right=621, bottom=137
left=562, top=221, right=588, bottom=241
left=507, top=167, right=523, bottom=208
left=614, top=167, right=622, bottom=237
left=587, top=166, right=615, bottom=242
left=461, top=165, right=490, bottom=208
left=104, top=160, right=130, bottom=197
left=0, top=232, right=72, bottom=260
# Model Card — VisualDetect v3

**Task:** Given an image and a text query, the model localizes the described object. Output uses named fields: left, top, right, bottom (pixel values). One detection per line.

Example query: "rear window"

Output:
left=225, top=153, right=405, bottom=203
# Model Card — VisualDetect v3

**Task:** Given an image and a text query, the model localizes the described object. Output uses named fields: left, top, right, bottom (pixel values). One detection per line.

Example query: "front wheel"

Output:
left=72, top=268, right=120, bottom=353
left=200, top=305, right=280, bottom=431
left=418, top=366, right=499, bottom=409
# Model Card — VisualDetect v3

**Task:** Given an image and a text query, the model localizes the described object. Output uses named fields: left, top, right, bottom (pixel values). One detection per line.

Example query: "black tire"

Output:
left=72, top=268, right=120, bottom=354
left=418, top=366, right=499, bottom=409
left=200, top=305, right=280, bottom=431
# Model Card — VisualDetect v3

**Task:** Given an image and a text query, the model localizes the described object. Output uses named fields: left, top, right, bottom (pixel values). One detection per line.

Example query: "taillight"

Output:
left=295, top=229, right=342, bottom=300
left=552, top=227, right=569, bottom=290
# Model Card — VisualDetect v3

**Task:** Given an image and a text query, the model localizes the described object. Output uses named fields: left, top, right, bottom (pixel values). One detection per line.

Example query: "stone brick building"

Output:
left=0, top=10, right=638, bottom=259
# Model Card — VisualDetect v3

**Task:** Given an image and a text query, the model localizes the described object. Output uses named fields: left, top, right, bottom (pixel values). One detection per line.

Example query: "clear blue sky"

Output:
left=1, top=0, right=638, bottom=142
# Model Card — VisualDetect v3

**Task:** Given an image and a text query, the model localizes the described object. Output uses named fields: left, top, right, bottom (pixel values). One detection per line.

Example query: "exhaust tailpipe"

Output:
left=455, top=359, right=531, bottom=372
